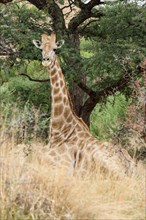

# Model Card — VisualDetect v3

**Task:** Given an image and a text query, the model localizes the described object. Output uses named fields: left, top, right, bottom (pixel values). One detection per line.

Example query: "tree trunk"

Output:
left=66, top=32, right=86, bottom=120
left=79, top=98, right=97, bottom=127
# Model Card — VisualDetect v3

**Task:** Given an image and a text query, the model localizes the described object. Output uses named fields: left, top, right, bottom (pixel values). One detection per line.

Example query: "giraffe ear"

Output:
left=56, top=40, right=64, bottom=49
left=32, top=40, right=42, bottom=49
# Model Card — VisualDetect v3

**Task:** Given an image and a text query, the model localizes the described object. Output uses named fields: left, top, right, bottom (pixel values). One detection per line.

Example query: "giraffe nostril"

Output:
left=43, top=58, right=50, bottom=61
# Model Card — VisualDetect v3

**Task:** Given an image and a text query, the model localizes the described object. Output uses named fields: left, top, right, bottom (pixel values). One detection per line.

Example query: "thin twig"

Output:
left=20, top=73, right=50, bottom=83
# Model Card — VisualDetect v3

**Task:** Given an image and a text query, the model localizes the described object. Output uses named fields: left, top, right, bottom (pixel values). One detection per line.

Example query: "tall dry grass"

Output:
left=0, top=109, right=145, bottom=220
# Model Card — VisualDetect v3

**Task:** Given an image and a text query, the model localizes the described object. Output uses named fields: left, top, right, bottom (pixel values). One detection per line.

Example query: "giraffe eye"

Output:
left=53, top=48, right=57, bottom=52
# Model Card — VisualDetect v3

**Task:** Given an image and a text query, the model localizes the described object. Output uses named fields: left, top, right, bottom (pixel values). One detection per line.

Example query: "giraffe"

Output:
left=33, top=32, right=136, bottom=176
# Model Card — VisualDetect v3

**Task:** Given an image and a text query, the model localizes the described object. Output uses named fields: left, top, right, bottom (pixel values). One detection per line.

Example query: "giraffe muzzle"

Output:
left=42, top=60, right=50, bottom=67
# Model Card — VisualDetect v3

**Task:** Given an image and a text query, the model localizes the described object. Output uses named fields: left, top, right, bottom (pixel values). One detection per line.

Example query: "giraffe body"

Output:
left=33, top=33, right=136, bottom=176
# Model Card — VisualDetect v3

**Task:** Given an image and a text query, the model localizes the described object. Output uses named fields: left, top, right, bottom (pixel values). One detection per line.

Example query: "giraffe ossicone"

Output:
left=33, top=32, right=136, bottom=176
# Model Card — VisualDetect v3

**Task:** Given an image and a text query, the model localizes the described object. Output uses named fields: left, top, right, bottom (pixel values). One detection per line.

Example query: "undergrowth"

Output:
left=0, top=140, right=145, bottom=220
left=0, top=102, right=145, bottom=220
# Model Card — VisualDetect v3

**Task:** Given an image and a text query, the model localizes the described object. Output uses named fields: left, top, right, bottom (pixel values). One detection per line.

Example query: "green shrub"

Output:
left=90, top=93, right=129, bottom=140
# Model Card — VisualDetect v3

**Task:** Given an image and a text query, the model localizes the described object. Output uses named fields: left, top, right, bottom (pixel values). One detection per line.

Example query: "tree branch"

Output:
left=78, top=18, right=98, bottom=33
left=77, top=81, right=96, bottom=97
left=20, top=73, right=50, bottom=83
left=20, top=66, right=144, bottom=127
left=47, top=0, right=67, bottom=35
left=68, top=0, right=103, bottom=32
left=20, top=72, right=96, bottom=97
left=61, top=0, right=74, bottom=11
left=79, top=66, right=144, bottom=125
left=0, top=0, right=13, bottom=3
left=27, top=0, right=48, bottom=10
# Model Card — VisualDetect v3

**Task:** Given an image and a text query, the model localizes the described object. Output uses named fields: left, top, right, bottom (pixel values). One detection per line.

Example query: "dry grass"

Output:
left=0, top=134, right=145, bottom=220
left=0, top=109, right=145, bottom=220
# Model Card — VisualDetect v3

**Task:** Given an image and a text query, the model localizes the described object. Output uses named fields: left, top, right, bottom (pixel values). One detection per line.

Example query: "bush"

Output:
left=90, top=93, right=129, bottom=140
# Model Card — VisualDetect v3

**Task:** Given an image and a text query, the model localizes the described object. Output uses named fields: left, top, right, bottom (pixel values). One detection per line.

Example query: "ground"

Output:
left=0, top=138, right=145, bottom=220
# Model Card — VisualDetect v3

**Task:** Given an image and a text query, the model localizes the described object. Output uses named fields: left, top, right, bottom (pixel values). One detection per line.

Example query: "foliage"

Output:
left=0, top=3, right=49, bottom=60
left=90, top=93, right=129, bottom=139
left=0, top=101, right=50, bottom=142
left=115, top=77, right=146, bottom=161
left=0, top=0, right=146, bottom=134
left=0, top=59, right=51, bottom=112
left=81, top=3, right=146, bottom=92
left=0, top=3, right=52, bottom=114
left=0, top=2, right=145, bottom=218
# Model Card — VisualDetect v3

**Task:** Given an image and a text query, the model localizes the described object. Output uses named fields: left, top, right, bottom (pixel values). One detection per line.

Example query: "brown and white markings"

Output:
left=33, top=32, right=136, bottom=176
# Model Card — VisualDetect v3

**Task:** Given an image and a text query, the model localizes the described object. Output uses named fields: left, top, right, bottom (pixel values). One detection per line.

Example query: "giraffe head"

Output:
left=33, top=32, right=64, bottom=67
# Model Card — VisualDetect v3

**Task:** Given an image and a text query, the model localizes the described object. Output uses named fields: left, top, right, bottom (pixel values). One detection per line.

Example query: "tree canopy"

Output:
left=0, top=0, right=146, bottom=126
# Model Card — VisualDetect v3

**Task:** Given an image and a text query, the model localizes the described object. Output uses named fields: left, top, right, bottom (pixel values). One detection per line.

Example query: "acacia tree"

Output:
left=0, top=0, right=146, bottom=126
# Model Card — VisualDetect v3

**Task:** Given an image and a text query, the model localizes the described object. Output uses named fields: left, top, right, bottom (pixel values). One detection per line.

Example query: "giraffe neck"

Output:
left=49, top=57, right=77, bottom=146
